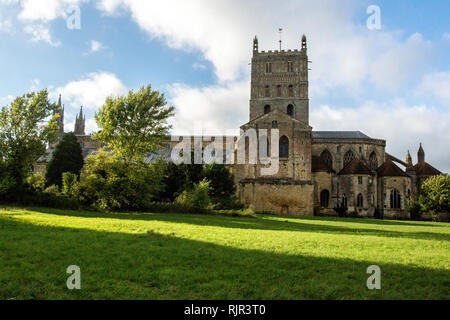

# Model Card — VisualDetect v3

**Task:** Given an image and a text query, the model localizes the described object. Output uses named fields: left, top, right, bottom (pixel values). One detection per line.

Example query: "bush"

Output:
left=419, top=175, right=450, bottom=217
left=62, top=172, right=78, bottom=196
left=175, top=179, right=211, bottom=210
left=44, top=185, right=60, bottom=196
left=26, top=173, right=45, bottom=193
left=75, top=150, right=164, bottom=212
left=408, top=200, right=422, bottom=221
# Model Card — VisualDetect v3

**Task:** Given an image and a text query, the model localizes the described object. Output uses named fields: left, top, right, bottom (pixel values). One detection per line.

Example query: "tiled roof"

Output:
left=377, top=159, right=409, bottom=177
left=414, top=162, right=441, bottom=176
left=338, top=158, right=372, bottom=175
left=312, top=131, right=371, bottom=139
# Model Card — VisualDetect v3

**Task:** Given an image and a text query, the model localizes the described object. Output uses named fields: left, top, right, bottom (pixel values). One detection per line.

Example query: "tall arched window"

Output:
left=390, top=189, right=401, bottom=209
left=265, top=86, right=270, bottom=97
left=344, top=150, right=355, bottom=167
left=287, top=104, right=294, bottom=116
left=369, top=151, right=378, bottom=171
left=357, top=193, right=364, bottom=208
left=259, top=135, right=269, bottom=159
left=342, top=194, right=348, bottom=208
left=288, top=85, right=294, bottom=97
left=320, top=190, right=330, bottom=208
left=320, top=150, right=333, bottom=170
left=279, top=136, right=289, bottom=158
left=276, top=85, right=282, bottom=97
left=264, top=105, right=271, bottom=114
left=266, top=62, right=272, bottom=73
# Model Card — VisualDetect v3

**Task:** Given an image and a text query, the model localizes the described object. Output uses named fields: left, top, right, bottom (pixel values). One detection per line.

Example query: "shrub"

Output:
left=62, top=172, right=78, bottom=196
left=26, top=173, right=46, bottom=193
left=44, top=185, right=60, bottom=196
left=203, top=163, right=236, bottom=206
left=419, top=175, right=450, bottom=217
left=408, top=200, right=422, bottom=221
left=175, top=179, right=211, bottom=210
left=75, top=150, right=164, bottom=212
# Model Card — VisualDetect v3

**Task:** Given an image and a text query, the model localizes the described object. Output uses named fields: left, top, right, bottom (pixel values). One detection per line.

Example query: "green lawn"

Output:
left=0, top=206, right=448, bottom=300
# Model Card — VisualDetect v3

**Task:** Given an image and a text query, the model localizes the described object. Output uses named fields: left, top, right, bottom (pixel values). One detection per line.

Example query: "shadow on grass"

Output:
left=0, top=217, right=448, bottom=300
left=19, top=207, right=450, bottom=243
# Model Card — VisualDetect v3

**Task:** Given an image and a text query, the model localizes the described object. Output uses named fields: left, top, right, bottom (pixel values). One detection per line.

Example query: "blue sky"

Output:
left=0, top=0, right=449, bottom=172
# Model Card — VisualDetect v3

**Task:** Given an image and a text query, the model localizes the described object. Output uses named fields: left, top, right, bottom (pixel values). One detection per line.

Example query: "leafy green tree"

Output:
left=419, top=175, right=450, bottom=215
left=94, top=85, right=175, bottom=164
left=203, top=163, right=235, bottom=202
left=158, top=161, right=188, bottom=201
left=0, top=90, right=59, bottom=191
left=76, top=150, right=164, bottom=212
left=45, top=132, right=84, bottom=188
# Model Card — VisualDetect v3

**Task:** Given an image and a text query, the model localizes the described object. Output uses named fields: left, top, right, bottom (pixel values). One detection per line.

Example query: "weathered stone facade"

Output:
left=37, top=35, right=444, bottom=219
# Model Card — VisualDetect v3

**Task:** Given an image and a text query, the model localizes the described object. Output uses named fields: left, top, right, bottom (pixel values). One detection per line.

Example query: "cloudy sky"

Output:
left=0, top=0, right=449, bottom=172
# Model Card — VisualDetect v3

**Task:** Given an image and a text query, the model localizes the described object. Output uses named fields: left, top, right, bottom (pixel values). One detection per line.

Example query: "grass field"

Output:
left=0, top=206, right=448, bottom=300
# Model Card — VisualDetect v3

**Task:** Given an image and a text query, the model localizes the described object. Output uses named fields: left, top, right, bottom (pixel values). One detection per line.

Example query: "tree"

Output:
left=203, top=163, right=235, bottom=202
left=45, top=132, right=84, bottom=188
left=94, top=85, right=175, bottom=164
left=419, top=175, right=450, bottom=215
left=0, top=90, right=59, bottom=191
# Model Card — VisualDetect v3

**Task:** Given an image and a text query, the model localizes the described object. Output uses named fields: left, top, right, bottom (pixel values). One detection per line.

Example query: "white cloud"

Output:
left=311, top=101, right=450, bottom=174
left=17, top=0, right=86, bottom=22
left=84, top=40, right=106, bottom=54
left=0, top=94, right=14, bottom=106
left=24, top=24, right=61, bottom=46
left=167, top=81, right=249, bottom=136
left=50, top=71, right=127, bottom=110
left=419, top=72, right=450, bottom=107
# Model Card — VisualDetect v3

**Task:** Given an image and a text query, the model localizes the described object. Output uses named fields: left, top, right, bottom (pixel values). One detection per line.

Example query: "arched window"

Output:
left=342, top=194, right=348, bottom=208
left=287, top=104, right=294, bottom=116
left=287, top=61, right=293, bottom=72
left=357, top=193, right=364, bottom=208
left=265, top=86, right=270, bottom=97
left=344, top=150, right=355, bottom=167
left=320, top=150, right=333, bottom=170
left=276, top=85, right=282, bottom=97
left=272, top=120, right=278, bottom=129
left=369, top=152, right=378, bottom=171
left=259, top=135, right=269, bottom=159
left=390, top=189, right=401, bottom=209
left=288, top=85, right=294, bottom=97
left=320, top=190, right=330, bottom=208
left=266, top=62, right=272, bottom=73
left=264, top=105, right=271, bottom=114
left=279, top=136, right=289, bottom=158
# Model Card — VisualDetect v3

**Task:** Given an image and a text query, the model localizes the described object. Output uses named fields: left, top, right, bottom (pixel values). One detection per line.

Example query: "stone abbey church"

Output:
left=40, top=35, right=443, bottom=218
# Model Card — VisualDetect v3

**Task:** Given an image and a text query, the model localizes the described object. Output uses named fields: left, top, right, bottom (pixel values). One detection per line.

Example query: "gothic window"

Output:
left=272, top=120, right=278, bottom=129
left=320, top=190, right=330, bottom=208
left=369, top=152, right=378, bottom=171
left=390, top=189, right=401, bottom=209
left=344, top=150, right=355, bottom=167
left=357, top=193, right=364, bottom=208
left=337, top=146, right=341, bottom=153
left=287, top=104, right=294, bottom=117
left=287, top=61, right=293, bottom=72
left=358, top=176, right=363, bottom=185
left=276, top=85, right=282, bottom=97
left=279, top=136, right=289, bottom=158
left=266, top=62, right=272, bottom=73
left=264, top=105, right=271, bottom=114
left=259, top=135, right=270, bottom=158
left=265, top=86, right=270, bottom=97
left=288, top=85, right=294, bottom=97
left=342, top=194, right=348, bottom=208
left=320, top=150, right=333, bottom=170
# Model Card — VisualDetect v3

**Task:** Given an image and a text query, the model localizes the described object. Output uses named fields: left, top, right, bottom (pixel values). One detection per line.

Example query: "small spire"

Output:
left=406, top=150, right=414, bottom=171
left=301, top=34, right=307, bottom=51
left=253, top=35, right=259, bottom=54
left=418, top=143, right=425, bottom=164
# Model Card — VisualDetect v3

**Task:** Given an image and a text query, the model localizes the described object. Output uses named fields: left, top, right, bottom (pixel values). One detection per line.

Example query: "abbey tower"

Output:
left=250, top=35, right=309, bottom=124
